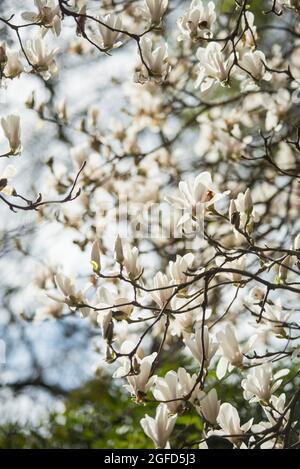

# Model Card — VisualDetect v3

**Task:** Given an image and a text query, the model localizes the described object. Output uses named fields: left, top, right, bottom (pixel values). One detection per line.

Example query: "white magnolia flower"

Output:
left=263, top=393, right=290, bottom=427
left=168, top=253, right=194, bottom=284
left=97, top=14, right=123, bottom=51
left=113, top=342, right=156, bottom=397
left=252, top=394, right=290, bottom=448
left=141, top=404, right=177, bottom=448
left=123, top=245, right=142, bottom=280
left=176, top=368, right=200, bottom=404
left=239, top=50, right=272, bottom=82
left=153, top=368, right=193, bottom=413
left=216, top=324, right=244, bottom=379
left=26, top=36, right=59, bottom=79
left=142, top=0, right=168, bottom=27
left=52, top=274, right=77, bottom=302
left=125, top=352, right=157, bottom=397
left=112, top=296, right=134, bottom=320
left=151, top=272, right=175, bottom=308
left=242, top=363, right=289, bottom=404
left=135, top=36, right=169, bottom=84
left=171, top=297, right=210, bottom=336
left=256, top=300, right=292, bottom=336
left=22, top=0, right=61, bottom=36
left=216, top=403, right=253, bottom=446
left=95, top=286, right=133, bottom=321
left=196, top=43, right=234, bottom=93
left=48, top=274, right=90, bottom=315
left=1, top=114, right=21, bottom=154
left=0, top=165, right=16, bottom=195
left=178, top=0, right=216, bottom=41
left=184, top=325, right=217, bottom=366
left=4, top=49, right=23, bottom=78
left=166, top=171, right=229, bottom=228
left=196, top=388, right=220, bottom=425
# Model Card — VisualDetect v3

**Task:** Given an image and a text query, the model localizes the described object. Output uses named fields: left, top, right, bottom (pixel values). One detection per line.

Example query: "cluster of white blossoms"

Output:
left=42, top=220, right=299, bottom=448
left=2, top=0, right=300, bottom=450
left=0, top=115, right=21, bottom=195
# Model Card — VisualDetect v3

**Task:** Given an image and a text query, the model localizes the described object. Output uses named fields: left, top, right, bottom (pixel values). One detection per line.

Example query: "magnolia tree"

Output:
left=1, top=0, right=300, bottom=450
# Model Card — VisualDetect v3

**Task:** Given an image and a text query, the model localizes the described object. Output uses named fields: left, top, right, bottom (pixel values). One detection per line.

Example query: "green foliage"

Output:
left=0, top=377, right=152, bottom=449
left=1, top=358, right=298, bottom=449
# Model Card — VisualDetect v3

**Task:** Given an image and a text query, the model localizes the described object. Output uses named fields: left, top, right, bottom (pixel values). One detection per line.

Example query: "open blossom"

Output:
left=114, top=343, right=157, bottom=398
left=3, top=49, right=23, bottom=78
left=48, top=274, right=90, bottom=315
left=176, top=368, right=200, bottom=404
left=95, top=286, right=133, bottom=321
left=125, top=353, right=157, bottom=397
left=151, top=272, right=175, bottom=308
left=153, top=368, right=196, bottom=413
left=135, top=36, right=169, bottom=84
left=216, top=324, right=244, bottom=379
left=168, top=253, right=194, bottom=284
left=142, top=0, right=168, bottom=27
left=242, top=363, right=289, bottom=404
left=253, top=300, right=292, bottom=336
left=184, top=325, right=217, bottom=366
left=22, top=0, right=61, bottom=36
left=178, top=0, right=216, bottom=41
left=172, top=298, right=210, bottom=336
left=141, top=404, right=177, bottom=449
left=166, top=172, right=229, bottom=228
left=111, top=297, right=134, bottom=320
left=26, top=36, right=59, bottom=79
left=1, top=115, right=21, bottom=154
left=196, top=388, right=220, bottom=425
left=263, top=393, right=290, bottom=428
left=254, top=394, right=295, bottom=448
left=97, top=14, right=122, bottom=51
left=252, top=393, right=290, bottom=448
left=0, top=165, right=16, bottom=195
left=216, top=403, right=253, bottom=446
left=196, top=43, right=234, bottom=93
left=239, top=50, right=272, bottom=83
